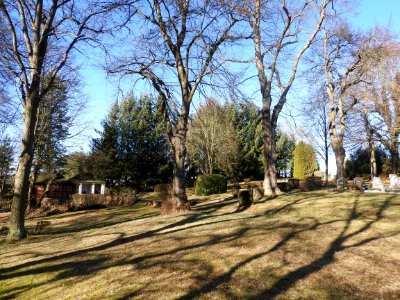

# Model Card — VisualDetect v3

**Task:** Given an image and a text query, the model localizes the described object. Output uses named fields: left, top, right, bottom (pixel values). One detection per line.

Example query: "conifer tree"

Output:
left=92, top=95, right=172, bottom=191
left=293, top=142, right=319, bottom=179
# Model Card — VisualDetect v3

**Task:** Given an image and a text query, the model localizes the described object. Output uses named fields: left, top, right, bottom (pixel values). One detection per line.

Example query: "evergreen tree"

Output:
left=91, top=101, right=120, bottom=186
left=63, top=151, right=94, bottom=181
left=231, top=102, right=295, bottom=180
left=231, top=101, right=264, bottom=180
left=275, top=131, right=296, bottom=178
left=91, top=94, right=172, bottom=191
left=33, top=77, right=71, bottom=175
left=293, top=142, right=319, bottom=179
left=0, top=137, right=14, bottom=194
left=345, top=147, right=388, bottom=179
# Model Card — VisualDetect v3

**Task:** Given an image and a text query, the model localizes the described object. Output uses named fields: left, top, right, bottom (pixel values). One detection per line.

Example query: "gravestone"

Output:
left=354, top=177, right=364, bottom=191
left=372, top=177, right=385, bottom=192
left=336, top=178, right=344, bottom=190
left=389, top=174, right=397, bottom=188
left=396, top=177, right=400, bottom=189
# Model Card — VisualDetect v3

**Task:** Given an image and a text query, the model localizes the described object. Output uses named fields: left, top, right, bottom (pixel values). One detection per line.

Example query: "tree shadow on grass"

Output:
left=1, top=225, right=252, bottom=299
left=178, top=194, right=399, bottom=299
left=253, top=194, right=397, bottom=299
left=45, top=211, right=160, bottom=236
left=2, top=192, right=397, bottom=299
left=0, top=195, right=244, bottom=275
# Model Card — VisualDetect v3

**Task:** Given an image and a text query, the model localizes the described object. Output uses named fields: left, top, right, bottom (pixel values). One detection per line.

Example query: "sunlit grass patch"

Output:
left=0, top=190, right=399, bottom=299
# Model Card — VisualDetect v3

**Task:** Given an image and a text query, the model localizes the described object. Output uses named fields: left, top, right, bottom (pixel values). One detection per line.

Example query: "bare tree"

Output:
left=367, top=55, right=400, bottom=173
left=231, top=0, right=332, bottom=195
left=301, top=86, right=331, bottom=185
left=109, top=1, right=242, bottom=209
left=320, top=24, right=391, bottom=187
left=0, top=0, right=124, bottom=240
left=186, top=99, right=239, bottom=176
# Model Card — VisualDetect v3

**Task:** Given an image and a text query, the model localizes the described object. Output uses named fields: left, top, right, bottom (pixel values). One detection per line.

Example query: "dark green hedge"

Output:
left=195, top=174, right=227, bottom=196
left=238, top=189, right=253, bottom=207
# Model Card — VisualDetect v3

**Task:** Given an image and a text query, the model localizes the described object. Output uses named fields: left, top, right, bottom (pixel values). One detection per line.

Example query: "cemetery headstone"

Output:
left=354, top=177, right=364, bottom=192
left=372, top=177, right=385, bottom=192
left=396, top=177, right=400, bottom=189
left=389, top=174, right=397, bottom=188
left=336, top=178, right=344, bottom=190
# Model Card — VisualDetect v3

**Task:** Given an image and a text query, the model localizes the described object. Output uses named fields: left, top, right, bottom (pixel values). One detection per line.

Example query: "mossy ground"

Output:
left=1, top=190, right=399, bottom=299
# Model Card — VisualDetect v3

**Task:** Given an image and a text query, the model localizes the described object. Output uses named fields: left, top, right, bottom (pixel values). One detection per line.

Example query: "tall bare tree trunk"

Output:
left=324, top=139, right=329, bottom=185
left=331, top=139, right=345, bottom=188
left=171, top=134, right=188, bottom=209
left=262, top=112, right=280, bottom=195
left=366, top=119, right=377, bottom=178
left=390, top=134, right=399, bottom=173
left=370, top=145, right=377, bottom=178
left=8, top=94, right=39, bottom=240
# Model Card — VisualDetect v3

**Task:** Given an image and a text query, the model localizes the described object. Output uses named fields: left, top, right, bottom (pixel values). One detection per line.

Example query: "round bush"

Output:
left=238, top=189, right=253, bottom=207
left=195, top=174, right=227, bottom=196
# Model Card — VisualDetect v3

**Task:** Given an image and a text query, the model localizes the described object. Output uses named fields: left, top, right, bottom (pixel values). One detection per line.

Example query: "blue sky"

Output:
left=78, top=1, right=400, bottom=156
left=353, top=0, right=400, bottom=30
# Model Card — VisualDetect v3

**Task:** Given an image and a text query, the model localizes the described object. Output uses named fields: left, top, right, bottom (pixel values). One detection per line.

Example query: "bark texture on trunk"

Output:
left=370, top=146, right=377, bottom=178
left=390, top=136, right=399, bottom=173
left=332, top=140, right=345, bottom=189
left=365, top=117, right=377, bottom=178
left=324, top=155, right=329, bottom=186
left=171, top=135, right=189, bottom=209
left=8, top=95, right=39, bottom=241
left=262, top=115, right=281, bottom=196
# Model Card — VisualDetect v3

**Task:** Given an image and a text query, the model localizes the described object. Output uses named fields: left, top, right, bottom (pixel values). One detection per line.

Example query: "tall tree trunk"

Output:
left=27, top=167, right=39, bottom=210
left=262, top=115, right=281, bottom=195
left=171, top=135, right=188, bottom=209
left=7, top=94, right=39, bottom=241
left=390, top=134, right=399, bottom=173
left=370, top=145, right=377, bottom=178
left=331, top=139, right=345, bottom=189
left=323, top=124, right=329, bottom=186
left=1, top=175, right=6, bottom=195
left=324, top=148, right=329, bottom=186
left=365, top=116, right=377, bottom=178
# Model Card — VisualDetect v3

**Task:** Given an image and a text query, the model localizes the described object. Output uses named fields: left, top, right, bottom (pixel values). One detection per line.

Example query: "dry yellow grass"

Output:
left=0, top=190, right=399, bottom=299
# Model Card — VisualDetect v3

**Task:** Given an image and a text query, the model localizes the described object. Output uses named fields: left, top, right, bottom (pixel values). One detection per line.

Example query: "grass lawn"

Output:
left=0, top=190, right=399, bottom=299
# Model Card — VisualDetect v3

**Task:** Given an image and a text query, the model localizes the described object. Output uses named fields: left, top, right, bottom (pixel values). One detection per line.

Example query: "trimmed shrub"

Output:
left=293, top=142, right=319, bottom=180
left=246, top=181, right=264, bottom=199
left=287, top=178, right=300, bottom=189
left=69, top=194, right=106, bottom=211
left=277, top=182, right=289, bottom=192
left=238, top=189, right=253, bottom=207
left=277, top=179, right=300, bottom=192
left=68, top=194, right=137, bottom=211
left=299, top=176, right=322, bottom=191
left=195, top=174, right=227, bottom=196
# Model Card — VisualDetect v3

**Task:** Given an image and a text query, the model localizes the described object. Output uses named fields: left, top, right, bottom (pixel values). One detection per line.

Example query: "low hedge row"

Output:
left=195, top=174, right=227, bottom=196
left=68, top=194, right=137, bottom=211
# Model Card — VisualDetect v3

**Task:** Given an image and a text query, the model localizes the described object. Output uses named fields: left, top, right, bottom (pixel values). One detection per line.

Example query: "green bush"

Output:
left=195, top=174, right=227, bottom=196
left=293, top=142, right=319, bottom=179
left=238, top=189, right=253, bottom=207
